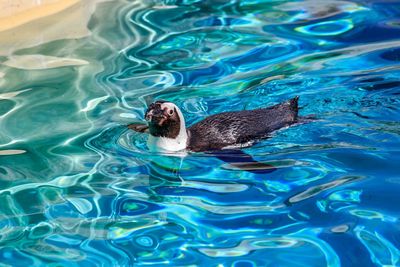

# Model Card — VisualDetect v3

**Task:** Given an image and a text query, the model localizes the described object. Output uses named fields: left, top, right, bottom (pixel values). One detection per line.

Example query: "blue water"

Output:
left=1, top=0, right=400, bottom=266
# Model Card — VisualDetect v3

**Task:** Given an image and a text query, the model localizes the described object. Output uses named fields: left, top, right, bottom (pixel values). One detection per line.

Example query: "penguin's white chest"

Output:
left=147, top=135, right=187, bottom=152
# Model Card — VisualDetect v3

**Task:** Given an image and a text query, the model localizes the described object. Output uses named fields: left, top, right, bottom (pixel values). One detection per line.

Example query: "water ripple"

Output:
left=0, top=0, right=399, bottom=265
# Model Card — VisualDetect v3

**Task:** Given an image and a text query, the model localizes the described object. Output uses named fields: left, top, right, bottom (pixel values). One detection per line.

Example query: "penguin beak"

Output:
left=145, top=107, right=168, bottom=126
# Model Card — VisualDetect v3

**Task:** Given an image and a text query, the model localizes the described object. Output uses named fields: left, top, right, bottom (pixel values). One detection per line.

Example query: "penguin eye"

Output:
left=168, top=109, right=174, bottom=115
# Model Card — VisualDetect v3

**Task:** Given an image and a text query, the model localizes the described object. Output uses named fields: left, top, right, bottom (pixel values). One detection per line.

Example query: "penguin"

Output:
left=128, top=97, right=300, bottom=153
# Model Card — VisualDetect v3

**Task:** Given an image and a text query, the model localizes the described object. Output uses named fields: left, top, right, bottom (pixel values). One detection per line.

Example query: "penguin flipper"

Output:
left=127, top=123, right=149, bottom=133
left=210, top=149, right=277, bottom=174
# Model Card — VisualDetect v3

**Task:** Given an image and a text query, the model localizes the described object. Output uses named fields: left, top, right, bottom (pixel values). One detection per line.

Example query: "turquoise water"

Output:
left=1, top=0, right=400, bottom=266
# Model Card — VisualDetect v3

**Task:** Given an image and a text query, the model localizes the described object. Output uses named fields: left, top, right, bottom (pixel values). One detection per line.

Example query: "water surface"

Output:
left=0, top=0, right=400, bottom=266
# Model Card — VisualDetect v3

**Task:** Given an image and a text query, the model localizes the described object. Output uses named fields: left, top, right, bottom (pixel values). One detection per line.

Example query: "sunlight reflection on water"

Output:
left=0, top=0, right=400, bottom=266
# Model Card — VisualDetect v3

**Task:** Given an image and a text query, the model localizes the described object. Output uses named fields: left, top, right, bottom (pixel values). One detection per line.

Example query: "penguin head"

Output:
left=145, top=100, right=185, bottom=139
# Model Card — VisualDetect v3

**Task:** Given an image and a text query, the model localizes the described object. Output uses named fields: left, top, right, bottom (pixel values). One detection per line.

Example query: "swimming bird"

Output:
left=128, top=97, right=300, bottom=153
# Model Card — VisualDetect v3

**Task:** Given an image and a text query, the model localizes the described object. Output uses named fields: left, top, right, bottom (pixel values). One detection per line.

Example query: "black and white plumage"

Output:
left=128, top=97, right=300, bottom=153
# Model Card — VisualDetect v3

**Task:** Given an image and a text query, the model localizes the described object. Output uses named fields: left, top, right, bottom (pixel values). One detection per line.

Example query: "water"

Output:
left=0, top=0, right=400, bottom=266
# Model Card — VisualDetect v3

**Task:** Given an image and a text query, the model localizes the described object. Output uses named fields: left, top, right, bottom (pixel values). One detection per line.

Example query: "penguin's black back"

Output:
left=187, top=97, right=299, bottom=152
